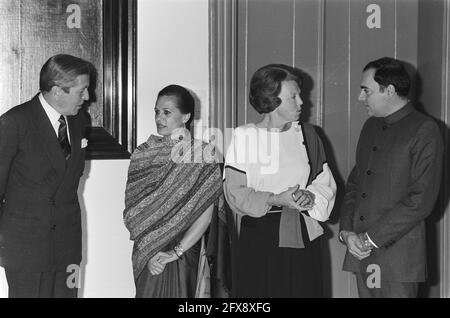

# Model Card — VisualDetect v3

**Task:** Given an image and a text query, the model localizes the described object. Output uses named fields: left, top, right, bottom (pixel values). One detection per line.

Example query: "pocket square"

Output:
left=81, top=138, right=88, bottom=149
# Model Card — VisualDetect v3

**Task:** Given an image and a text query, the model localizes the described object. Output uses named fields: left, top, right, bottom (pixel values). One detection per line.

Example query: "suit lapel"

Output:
left=30, top=97, right=66, bottom=177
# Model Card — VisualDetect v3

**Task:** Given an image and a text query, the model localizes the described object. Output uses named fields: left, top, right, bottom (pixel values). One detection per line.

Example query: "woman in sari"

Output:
left=124, top=84, right=224, bottom=298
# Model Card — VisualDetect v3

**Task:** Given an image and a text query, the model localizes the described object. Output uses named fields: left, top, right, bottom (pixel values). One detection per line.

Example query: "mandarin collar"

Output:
left=383, top=102, right=414, bottom=125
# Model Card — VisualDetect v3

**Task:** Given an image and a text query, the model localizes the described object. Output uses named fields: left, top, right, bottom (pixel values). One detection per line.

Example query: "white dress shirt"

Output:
left=39, top=93, right=71, bottom=144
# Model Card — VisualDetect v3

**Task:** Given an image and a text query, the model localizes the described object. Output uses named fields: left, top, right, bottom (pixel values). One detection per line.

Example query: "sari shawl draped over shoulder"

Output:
left=124, top=134, right=223, bottom=280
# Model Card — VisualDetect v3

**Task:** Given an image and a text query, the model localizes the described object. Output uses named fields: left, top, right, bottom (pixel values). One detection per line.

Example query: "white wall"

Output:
left=0, top=0, right=209, bottom=298
left=78, top=160, right=135, bottom=298
left=137, top=0, right=210, bottom=144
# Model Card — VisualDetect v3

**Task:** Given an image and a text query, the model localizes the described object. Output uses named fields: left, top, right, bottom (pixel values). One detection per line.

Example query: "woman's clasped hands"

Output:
left=270, top=184, right=315, bottom=212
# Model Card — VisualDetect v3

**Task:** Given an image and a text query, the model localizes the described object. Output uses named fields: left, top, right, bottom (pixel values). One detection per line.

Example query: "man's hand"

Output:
left=341, top=231, right=373, bottom=260
left=358, top=232, right=375, bottom=250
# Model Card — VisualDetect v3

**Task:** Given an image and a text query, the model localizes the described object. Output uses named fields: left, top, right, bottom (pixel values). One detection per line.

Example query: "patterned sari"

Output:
left=124, top=134, right=225, bottom=297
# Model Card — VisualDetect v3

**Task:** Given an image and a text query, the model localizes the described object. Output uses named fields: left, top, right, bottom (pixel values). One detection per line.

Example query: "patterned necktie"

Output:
left=58, top=115, right=71, bottom=160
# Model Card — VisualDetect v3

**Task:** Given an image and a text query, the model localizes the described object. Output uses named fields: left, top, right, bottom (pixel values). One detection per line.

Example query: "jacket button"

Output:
left=361, top=193, right=367, bottom=198
left=360, top=216, right=365, bottom=221
left=382, top=125, right=388, bottom=131
left=366, top=170, right=372, bottom=175
left=51, top=224, right=56, bottom=230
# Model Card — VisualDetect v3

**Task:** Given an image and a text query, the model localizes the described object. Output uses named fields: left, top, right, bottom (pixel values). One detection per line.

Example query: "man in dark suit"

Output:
left=339, top=57, right=443, bottom=297
left=0, top=54, right=92, bottom=298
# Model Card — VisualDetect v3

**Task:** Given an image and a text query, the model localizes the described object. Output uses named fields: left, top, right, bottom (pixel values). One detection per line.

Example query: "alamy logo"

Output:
left=66, top=264, right=80, bottom=289
left=366, top=264, right=381, bottom=289
left=230, top=127, right=280, bottom=174
left=166, top=121, right=283, bottom=174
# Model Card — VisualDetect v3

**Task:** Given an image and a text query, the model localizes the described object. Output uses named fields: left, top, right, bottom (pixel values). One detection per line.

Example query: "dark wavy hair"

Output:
left=40, top=54, right=92, bottom=93
left=157, top=84, right=195, bottom=129
left=249, top=64, right=302, bottom=114
left=363, top=57, right=410, bottom=97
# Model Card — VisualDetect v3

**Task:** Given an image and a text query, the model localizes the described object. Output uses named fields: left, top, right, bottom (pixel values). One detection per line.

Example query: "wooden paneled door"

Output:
left=0, top=0, right=103, bottom=117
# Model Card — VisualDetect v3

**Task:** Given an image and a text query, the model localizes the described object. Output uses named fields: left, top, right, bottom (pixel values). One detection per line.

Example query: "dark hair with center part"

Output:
left=157, top=84, right=195, bottom=129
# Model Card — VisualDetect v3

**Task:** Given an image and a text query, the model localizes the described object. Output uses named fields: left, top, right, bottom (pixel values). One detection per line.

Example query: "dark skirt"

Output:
left=135, top=239, right=201, bottom=298
left=234, top=212, right=323, bottom=298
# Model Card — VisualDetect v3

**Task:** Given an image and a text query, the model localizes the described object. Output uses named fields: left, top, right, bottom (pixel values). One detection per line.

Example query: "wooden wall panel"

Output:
left=0, top=1, right=20, bottom=114
left=0, top=0, right=103, bottom=126
left=293, top=0, right=322, bottom=126
left=323, top=0, right=354, bottom=298
left=445, top=1, right=450, bottom=295
left=418, top=0, right=445, bottom=119
left=446, top=0, right=450, bottom=297
left=236, top=0, right=248, bottom=127
left=239, top=0, right=294, bottom=125
left=417, top=0, right=447, bottom=298
left=228, top=0, right=448, bottom=297
left=246, top=0, right=293, bottom=68
left=396, top=0, right=419, bottom=75
left=323, top=0, right=350, bottom=180
left=396, top=0, right=419, bottom=121
left=20, top=0, right=103, bottom=124
left=349, top=0, right=396, bottom=168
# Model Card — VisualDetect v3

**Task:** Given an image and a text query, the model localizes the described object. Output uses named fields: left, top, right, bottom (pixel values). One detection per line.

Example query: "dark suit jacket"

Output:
left=0, top=95, right=86, bottom=272
left=339, top=104, right=443, bottom=282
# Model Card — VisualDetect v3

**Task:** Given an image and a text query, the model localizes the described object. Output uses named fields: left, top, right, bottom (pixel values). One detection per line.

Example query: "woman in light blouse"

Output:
left=223, top=64, right=336, bottom=297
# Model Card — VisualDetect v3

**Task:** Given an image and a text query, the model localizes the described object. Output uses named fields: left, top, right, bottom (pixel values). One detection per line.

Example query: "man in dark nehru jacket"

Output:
left=0, top=54, right=92, bottom=298
left=339, top=57, right=443, bottom=298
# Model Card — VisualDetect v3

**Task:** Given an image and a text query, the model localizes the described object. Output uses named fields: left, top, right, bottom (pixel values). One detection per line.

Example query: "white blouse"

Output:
left=223, top=122, right=337, bottom=238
